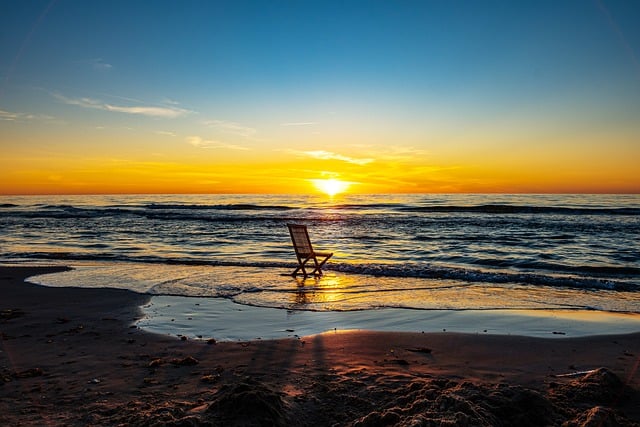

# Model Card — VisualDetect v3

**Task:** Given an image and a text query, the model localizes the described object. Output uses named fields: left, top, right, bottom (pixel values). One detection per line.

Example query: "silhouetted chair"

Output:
left=287, top=224, right=333, bottom=276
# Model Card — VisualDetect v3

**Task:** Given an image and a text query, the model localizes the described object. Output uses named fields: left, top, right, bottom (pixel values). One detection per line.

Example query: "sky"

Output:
left=1, top=0, right=639, bottom=195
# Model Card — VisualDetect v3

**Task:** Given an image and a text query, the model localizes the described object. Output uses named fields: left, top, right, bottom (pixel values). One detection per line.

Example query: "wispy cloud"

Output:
left=376, top=145, right=429, bottom=161
left=203, top=119, right=256, bottom=138
left=0, top=109, right=20, bottom=121
left=0, top=109, right=54, bottom=122
left=345, top=144, right=429, bottom=162
left=91, top=58, right=112, bottom=71
left=76, top=58, right=113, bottom=71
left=53, top=93, right=190, bottom=118
left=162, top=98, right=181, bottom=106
left=288, top=149, right=374, bottom=166
left=280, top=122, right=317, bottom=126
left=155, top=130, right=177, bottom=137
left=186, top=136, right=249, bottom=151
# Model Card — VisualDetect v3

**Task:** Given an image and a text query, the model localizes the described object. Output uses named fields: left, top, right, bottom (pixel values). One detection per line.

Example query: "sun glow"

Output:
left=311, top=178, right=350, bottom=197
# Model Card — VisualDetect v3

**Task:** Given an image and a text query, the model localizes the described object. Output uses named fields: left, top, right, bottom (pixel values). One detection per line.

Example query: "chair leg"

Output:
left=292, top=257, right=312, bottom=276
left=311, top=254, right=332, bottom=275
left=311, top=259, right=321, bottom=276
left=293, top=254, right=332, bottom=276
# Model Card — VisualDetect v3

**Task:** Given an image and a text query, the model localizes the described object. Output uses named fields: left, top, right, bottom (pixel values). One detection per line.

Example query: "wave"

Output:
left=145, top=203, right=298, bottom=211
left=6, top=252, right=637, bottom=292
left=2, top=202, right=637, bottom=220
left=0, top=206, right=135, bottom=220
left=325, top=203, right=407, bottom=210
left=398, top=204, right=640, bottom=215
left=328, top=263, right=637, bottom=292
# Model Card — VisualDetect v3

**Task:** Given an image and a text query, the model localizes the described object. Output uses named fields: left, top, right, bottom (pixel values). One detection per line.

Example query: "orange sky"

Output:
left=2, top=138, right=638, bottom=195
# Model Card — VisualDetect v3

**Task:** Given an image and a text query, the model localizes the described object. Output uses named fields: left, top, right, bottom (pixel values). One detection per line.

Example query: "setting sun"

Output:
left=311, top=179, right=351, bottom=197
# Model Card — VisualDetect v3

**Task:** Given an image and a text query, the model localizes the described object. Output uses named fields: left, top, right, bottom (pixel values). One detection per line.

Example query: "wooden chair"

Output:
left=287, top=224, right=333, bottom=276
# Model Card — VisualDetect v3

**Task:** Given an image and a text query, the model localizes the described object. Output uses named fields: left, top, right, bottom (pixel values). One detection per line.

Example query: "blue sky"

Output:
left=1, top=0, right=639, bottom=193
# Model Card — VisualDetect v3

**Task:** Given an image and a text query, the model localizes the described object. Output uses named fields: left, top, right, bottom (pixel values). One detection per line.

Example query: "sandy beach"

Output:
left=1, top=266, right=639, bottom=426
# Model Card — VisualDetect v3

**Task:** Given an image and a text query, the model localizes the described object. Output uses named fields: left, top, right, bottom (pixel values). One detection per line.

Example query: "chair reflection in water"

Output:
left=287, top=224, right=333, bottom=277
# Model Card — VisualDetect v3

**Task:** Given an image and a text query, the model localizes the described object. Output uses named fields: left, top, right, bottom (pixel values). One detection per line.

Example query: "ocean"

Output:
left=1, top=194, right=638, bottom=317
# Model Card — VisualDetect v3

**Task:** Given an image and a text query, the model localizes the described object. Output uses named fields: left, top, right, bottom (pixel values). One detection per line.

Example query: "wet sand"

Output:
left=138, top=294, right=640, bottom=341
left=1, top=266, right=639, bottom=426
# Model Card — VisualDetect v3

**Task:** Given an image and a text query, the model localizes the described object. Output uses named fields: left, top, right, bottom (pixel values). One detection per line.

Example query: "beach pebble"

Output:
left=148, top=359, right=164, bottom=368
left=405, top=347, right=432, bottom=354
left=15, top=368, right=44, bottom=378
left=201, top=373, right=221, bottom=384
left=170, top=356, right=199, bottom=366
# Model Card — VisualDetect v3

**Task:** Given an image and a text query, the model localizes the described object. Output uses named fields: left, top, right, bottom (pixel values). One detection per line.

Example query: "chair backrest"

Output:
left=287, top=224, right=313, bottom=256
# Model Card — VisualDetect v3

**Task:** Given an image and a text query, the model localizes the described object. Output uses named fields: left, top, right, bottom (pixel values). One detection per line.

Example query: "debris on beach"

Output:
left=147, top=356, right=200, bottom=368
left=170, top=356, right=199, bottom=366
left=405, top=347, right=432, bottom=354
left=14, top=368, right=44, bottom=379
left=147, top=358, right=164, bottom=368
left=0, top=308, right=25, bottom=321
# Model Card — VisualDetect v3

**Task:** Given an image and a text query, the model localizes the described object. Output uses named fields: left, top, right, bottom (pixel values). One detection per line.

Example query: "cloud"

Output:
left=91, top=58, right=113, bottom=71
left=283, top=145, right=427, bottom=167
left=186, top=136, right=248, bottom=151
left=75, top=58, right=113, bottom=71
left=0, top=110, right=18, bottom=121
left=53, top=93, right=190, bottom=118
left=203, top=119, right=256, bottom=138
left=376, top=145, right=429, bottom=161
left=289, top=149, right=374, bottom=165
left=345, top=144, right=429, bottom=162
left=0, top=109, right=54, bottom=122
left=106, top=105, right=186, bottom=117
left=155, top=130, right=177, bottom=137
left=280, top=122, right=317, bottom=126
left=162, top=98, right=181, bottom=105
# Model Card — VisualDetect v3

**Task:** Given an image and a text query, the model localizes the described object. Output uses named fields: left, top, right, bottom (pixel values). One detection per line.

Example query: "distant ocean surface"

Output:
left=1, top=194, right=639, bottom=314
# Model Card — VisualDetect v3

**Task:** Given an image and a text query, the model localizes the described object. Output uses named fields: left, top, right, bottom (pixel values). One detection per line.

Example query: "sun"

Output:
left=311, top=178, right=350, bottom=197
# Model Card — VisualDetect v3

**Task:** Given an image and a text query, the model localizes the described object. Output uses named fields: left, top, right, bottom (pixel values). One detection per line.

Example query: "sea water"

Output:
left=2, top=194, right=639, bottom=338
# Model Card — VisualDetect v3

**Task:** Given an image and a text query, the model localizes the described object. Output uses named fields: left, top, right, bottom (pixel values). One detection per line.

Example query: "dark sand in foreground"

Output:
left=1, top=266, right=639, bottom=426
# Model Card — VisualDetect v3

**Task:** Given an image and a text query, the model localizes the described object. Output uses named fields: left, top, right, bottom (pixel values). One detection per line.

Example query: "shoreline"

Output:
left=2, top=265, right=640, bottom=425
left=138, top=294, right=640, bottom=342
left=22, top=260, right=640, bottom=338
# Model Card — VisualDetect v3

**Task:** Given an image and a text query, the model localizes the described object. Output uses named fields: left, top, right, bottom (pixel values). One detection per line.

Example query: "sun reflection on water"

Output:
left=291, top=273, right=360, bottom=310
